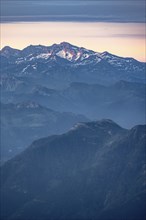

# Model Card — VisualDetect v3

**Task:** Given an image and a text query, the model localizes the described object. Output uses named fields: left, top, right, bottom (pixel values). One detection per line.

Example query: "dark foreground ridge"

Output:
left=1, top=119, right=146, bottom=220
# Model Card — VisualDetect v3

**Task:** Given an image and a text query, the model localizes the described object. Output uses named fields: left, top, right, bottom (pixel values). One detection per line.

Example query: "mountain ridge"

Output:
left=0, top=101, right=89, bottom=162
left=1, top=42, right=145, bottom=64
left=1, top=42, right=145, bottom=87
left=1, top=119, right=146, bottom=220
left=0, top=42, right=145, bottom=163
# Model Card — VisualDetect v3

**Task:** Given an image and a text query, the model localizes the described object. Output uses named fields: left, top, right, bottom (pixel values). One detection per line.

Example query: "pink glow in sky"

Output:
left=1, top=22, right=145, bottom=62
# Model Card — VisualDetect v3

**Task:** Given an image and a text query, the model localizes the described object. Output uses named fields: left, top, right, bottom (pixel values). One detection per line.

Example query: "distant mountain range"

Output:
left=1, top=79, right=145, bottom=126
left=0, top=42, right=145, bottom=87
left=0, top=43, right=146, bottom=219
left=1, top=119, right=146, bottom=220
left=0, top=42, right=145, bottom=162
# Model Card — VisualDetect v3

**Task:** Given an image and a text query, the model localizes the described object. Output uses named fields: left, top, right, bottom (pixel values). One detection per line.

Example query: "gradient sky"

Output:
left=1, top=0, right=146, bottom=61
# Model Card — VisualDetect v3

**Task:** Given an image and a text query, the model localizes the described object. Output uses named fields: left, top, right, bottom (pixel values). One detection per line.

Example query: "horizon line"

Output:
left=1, top=41, right=145, bottom=63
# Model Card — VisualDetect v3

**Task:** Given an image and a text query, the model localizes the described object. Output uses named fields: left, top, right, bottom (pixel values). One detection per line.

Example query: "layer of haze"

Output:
left=1, top=22, right=145, bottom=62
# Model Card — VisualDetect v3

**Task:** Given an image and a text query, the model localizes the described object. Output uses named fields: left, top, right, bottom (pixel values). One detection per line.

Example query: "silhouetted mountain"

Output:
left=1, top=119, right=145, bottom=220
left=0, top=102, right=88, bottom=162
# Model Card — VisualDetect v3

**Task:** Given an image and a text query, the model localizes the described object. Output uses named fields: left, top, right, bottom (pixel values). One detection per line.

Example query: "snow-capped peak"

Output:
left=1, top=42, right=145, bottom=73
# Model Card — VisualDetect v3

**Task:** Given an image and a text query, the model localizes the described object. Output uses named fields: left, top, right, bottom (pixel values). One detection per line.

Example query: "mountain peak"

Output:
left=70, top=119, right=124, bottom=135
left=1, top=46, right=20, bottom=57
left=0, top=42, right=145, bottom=75
left=89, top=119, right=123, bottom=131
left=1, top=46, right=13, bottom=51
left=60, top=42, right=75, bottom=47
left=51, top=42, right=77, bottom=50
left=129, top=124, right=146, bottom=139
left=101, top=51, right=110, bottom=56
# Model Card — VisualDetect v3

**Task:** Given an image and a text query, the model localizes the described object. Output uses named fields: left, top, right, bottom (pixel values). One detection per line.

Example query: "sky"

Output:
left=0, top=0, right=146, bottom=61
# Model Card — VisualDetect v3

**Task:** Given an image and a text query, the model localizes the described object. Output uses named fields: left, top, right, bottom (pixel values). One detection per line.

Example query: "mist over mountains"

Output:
left=0, top=42, right=145, bottom=162
left=0, top=42, right=146, bottom=219
left=1, top=102, right=88, bottom=162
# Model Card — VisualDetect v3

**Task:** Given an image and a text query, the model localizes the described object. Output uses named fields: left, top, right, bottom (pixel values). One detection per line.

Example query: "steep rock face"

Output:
left=1, top=120, right=146, bottom=220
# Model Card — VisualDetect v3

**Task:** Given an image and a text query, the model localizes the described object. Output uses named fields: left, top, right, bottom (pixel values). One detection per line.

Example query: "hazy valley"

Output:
left=0, top=42, right=145, bottom=161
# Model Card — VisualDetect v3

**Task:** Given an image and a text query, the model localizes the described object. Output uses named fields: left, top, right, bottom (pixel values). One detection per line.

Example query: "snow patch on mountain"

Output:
left=75, top=52, right=82, bottom=61
left=16, top=102, right=40, bottom=109
left=22, top=65, right=30, bottom=73
left=32, top=64, right=37, bottom=70
left=1, top=42, right=145, bottom=75
left=80, top=53, right=90, bottom=61
left=36, top=53, right=52, bottom=59
left=70, top=122, right=90, bottom=131
left=56, top=50, right=74, bottom=61
left=15, top=58, right=24, bottom=64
